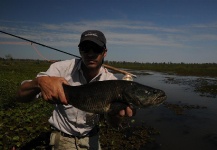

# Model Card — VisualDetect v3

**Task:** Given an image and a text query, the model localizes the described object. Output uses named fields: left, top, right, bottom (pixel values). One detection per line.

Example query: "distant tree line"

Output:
left=1, top=57, right=217, bottom=76
left=1, top=56, right=216, bottom=65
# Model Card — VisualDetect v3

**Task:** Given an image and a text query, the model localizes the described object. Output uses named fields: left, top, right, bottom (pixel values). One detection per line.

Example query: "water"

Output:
left=117, top=71, right=217, bottom=150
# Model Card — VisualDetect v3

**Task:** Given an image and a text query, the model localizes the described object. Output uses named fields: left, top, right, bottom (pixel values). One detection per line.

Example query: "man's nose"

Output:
left=87, top=49, right=96, bottom=56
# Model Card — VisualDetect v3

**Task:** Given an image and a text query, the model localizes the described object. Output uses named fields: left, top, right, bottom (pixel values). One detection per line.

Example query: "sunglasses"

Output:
left=80, top=45, right=105, bottom=54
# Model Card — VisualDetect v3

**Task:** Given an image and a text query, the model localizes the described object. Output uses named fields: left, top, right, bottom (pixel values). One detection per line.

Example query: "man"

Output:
left=16, top=30, right=133, bottom=149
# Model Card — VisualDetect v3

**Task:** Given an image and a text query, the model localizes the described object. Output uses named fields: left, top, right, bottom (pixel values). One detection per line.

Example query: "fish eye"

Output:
left=144, top=90, right=149, bottom=94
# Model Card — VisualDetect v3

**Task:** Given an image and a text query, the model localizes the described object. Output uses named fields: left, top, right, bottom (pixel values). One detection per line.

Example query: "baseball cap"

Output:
left=78, top=30, right=106, bottom=48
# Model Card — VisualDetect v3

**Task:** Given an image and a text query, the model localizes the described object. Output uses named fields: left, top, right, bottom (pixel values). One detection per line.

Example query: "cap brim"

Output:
left=78, top=37, right=104, bottom=47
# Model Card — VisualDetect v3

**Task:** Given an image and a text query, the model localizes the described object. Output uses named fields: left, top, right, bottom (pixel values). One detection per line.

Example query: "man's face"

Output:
left=79, top=41, right=107, bottom=69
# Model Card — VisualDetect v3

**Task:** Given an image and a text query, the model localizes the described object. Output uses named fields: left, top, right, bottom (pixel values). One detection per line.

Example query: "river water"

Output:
left=116, top=71, right=217, bottom=150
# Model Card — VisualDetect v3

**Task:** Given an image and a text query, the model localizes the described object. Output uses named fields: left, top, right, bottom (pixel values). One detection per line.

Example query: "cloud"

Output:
left=0, top=19, right=216, bottom=50
left=190, top=22, right=217, bottom=29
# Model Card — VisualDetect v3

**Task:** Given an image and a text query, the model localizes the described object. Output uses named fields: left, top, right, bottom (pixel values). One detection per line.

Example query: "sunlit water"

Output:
left=116, top=71, right=217, bottom=150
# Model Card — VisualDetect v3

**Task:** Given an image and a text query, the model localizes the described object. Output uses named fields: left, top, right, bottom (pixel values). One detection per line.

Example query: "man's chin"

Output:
left=83, top=60, right=101, bottom=69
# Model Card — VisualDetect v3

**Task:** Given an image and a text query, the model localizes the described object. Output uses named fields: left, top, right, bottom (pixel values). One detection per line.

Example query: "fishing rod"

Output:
left=0, top=30, right=136, bottom=79
left=0, top=30, right=80, bottom=58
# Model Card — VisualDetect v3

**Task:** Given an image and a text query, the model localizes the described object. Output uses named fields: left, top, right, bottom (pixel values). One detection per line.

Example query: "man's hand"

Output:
left=119, top=106, right=133, bottom=117
left=106, top=103, right=136, bottom=128
left=108, top=102, right=135, bottom=117
left=37, top=76, right=69, bottom=105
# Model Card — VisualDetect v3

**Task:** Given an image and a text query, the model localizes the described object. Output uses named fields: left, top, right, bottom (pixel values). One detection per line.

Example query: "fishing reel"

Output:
left=122, top=74, right=133, bottom=81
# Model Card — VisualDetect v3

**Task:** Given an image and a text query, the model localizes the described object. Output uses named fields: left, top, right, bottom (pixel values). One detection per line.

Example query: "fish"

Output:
left=63, top=80, right=166, bottom=114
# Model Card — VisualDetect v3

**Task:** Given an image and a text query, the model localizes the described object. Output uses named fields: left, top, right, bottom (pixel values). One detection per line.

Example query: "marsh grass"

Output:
left=107, top=61, right=217, bottom=77
left=0, top=59, right=52, bottom=149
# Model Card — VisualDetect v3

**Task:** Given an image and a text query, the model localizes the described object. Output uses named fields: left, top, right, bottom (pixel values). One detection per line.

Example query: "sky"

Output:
left=0, top=0, right=217, bottom=63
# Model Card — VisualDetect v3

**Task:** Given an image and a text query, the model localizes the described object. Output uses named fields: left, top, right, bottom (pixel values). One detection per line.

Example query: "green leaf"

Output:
left=12, top=136, right=19, bottom=141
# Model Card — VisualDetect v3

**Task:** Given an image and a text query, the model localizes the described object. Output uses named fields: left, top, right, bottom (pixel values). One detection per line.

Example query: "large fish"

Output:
left=63, top=80, right=166, bottom=114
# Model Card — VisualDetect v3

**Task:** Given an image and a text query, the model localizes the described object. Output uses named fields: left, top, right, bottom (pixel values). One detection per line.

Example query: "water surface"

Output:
left=116, top=71, right=217, bottom=150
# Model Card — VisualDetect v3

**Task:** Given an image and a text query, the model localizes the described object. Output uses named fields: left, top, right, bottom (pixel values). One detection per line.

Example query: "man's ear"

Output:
left=103, top=49, right=107, bottom=57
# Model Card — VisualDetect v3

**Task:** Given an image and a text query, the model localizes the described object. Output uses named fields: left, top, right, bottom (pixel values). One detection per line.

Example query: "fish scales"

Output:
left=63, top=80, right=166, bottom=114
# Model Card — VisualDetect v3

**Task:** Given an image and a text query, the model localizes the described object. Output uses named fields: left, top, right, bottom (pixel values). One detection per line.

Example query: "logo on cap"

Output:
left=84, top=33, right=98, bottom=37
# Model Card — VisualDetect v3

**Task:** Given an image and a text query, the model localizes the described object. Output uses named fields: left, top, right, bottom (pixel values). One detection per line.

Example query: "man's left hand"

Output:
left=119, top=106, right=133, bottom=117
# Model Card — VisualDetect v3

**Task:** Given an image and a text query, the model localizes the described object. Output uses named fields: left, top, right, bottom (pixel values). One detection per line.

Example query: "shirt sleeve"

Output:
left=37, top=62, right=61, bottom=77
left=36, top=59, right=75, bottom=77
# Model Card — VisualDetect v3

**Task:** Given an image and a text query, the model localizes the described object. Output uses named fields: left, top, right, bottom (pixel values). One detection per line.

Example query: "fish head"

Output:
left=123, top=82, right=167, bottom=107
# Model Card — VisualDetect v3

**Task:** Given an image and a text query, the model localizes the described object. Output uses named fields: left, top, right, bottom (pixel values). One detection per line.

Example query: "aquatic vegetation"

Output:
left=0, top=59, right=52, bottom=149
left=99, top=121, right=160, bottom=149
left=194, top=78, right=217, bottom=98
left=164, top=77, right=217, bottom=98
left=163, top=102, right=207, bottom=115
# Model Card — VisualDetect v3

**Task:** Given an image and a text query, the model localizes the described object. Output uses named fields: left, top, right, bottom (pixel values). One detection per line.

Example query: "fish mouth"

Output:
left=137, top=99, right=143, bottom=106
left=156, top=92, right=167, bottom=103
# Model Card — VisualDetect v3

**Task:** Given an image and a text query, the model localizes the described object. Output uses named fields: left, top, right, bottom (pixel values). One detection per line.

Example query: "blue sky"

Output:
left=0, top=0, right=217, bottom=63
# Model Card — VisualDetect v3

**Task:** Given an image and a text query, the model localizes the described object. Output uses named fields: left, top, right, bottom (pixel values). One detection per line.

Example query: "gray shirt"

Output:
left=36, top=59, right=117, bottom=136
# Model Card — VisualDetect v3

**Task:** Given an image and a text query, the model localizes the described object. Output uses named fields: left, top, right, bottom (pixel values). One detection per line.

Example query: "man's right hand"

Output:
left=37, top=76, right=69, bottom=105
